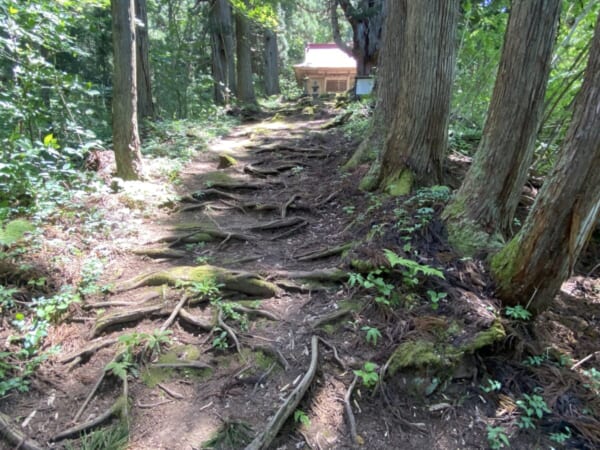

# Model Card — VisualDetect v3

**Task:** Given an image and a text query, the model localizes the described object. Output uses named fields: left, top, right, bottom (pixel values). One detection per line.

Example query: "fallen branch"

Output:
left=52, top=395, right=127, bottom=442
left=245, top=335, right=319, bottom=450
left=136, top=399, right=173, bottom=409
left=0, top=412, right=44, bottom=450
left=343, top=375, right=360, bottom=446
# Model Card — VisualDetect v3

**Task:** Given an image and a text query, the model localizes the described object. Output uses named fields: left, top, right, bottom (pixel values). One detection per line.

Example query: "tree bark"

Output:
left=210, top=0, right=236, bottom=105
left=331, top=0, right=386, bottom=76
left=443, top=0, right=561, bottom=255
left=263, top=28, right=280, bottom=96
left=373, top=0, right=459, bottom=194
left=135, top=0, right=154, bottom=120
left=235, top=7, right=257, bottom=105
left=491, top=11, right=600, bottom=315
left=111, top=0, right=143, bottom=180
left=344, top=0, right=398, bottom=173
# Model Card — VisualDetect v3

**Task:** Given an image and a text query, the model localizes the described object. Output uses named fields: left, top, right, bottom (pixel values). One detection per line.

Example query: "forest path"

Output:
left=39, top=105, right=369, bottom=450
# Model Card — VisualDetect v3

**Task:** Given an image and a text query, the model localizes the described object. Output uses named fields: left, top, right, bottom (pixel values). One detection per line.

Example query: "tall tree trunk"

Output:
left=210, top=0, right=236, bottom=105
left=331, top=0, right=386, bottom=76
left=111, top=0, right=143, bottom=180
left=443, top=0, right=561, bottom=255
left=235, top=8, right=256, bottom=105
left=263, top=28, right=280, bottom=96
left=491, top=12, right=600, bottom=314
left=344, top=0, right=398, bottom=174
left=373, top=0, right=458, bottom=194
left=135, top=0, right=154, bottom=120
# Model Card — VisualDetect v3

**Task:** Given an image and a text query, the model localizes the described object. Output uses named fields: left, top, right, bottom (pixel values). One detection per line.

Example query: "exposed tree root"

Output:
left=0, top=412, right=44, bottom=450
left=159, top=228, right=253, bottom=246
left=191, top=188, right=245, bottom=201
left=160, top=294, right=189, bottom=331
left=136, top=399, right=173, bottom=409
left=245, top=335, right=319, bottom=450
left=239, top=200, right=311, bottom=215
left=91, top=303, right=165, bottom=338
left=201, top=180, right=282, bottom=191
left=294, top=243, right=353, bottom=261
left=178, top=308, right=213, bottom=331
left=317, top=337, right=346, bottom=370
left=281, top=194, right=301, bottom=218
left=231, top=304, right=280, bottom=321
left=321, top=111, right=352, bottom=129
left=249, top=216, right=307, bottom=231
left=60, top=337, right=119, bottom=364
left=151, top=361, right=213, bottom=370
left=343, top=375, right=360, bottom=446
left=116, top=265, right=280, bottom=298
left=52, top=395, right=127, bottom=442
left=218, top=309, right=242, bottom=354
left=157, top=383, right=184, bottom=400
left=309, top=309, right=352, bottom=329
left=131, top=247, right=188, bottom=259
left=250, top=344, right=290, bottom=371
left=268, top=221, right=309, bottom=241
left=272, top=268, right=348, bottom=283
left=73, top=370, right=106, bottom=422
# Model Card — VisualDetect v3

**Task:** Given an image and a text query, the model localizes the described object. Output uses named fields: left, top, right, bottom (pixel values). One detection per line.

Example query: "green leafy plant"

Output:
left=549, top=426, right=571, bottom=445
left=486, top=425, right=510, bottom=449
left=426, top=290, right=448, bottom=310
left=384, top=249, right=445, bottom=287
left=362, top=326, right=382, bottom=346
left=480, top=379, right=502, bottom=393
left=504, top=305, right=532, bottom=321
left=0, top=219, right=35, bottom=245
left=354, top=362, right=379, bottom=388
left=349, top=270, right=396, bottom=306
left=294, top=409, right=311, bottom=427
left=212, top=328, right=229, bottom=350
left=516, top=393, right=551, bottom=429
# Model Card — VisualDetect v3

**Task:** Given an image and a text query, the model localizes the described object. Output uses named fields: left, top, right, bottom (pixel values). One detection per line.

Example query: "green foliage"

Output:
left=349, top=269, right=397, bottom=307
left=480, top=379, right=502, bottom=393
left=504, top=305, right=532, bottom=321
left=426, top=290, right=448, bottom=310
left=341, top=99, right=373, bottom=141
left=293, top=409, right=311, bottom=426
left=0, top=219, right=35, bottom=245
left=354, top=361, right=379, bottom=388
left=486, top=425, right=510, bottom=449
left=516, top=393, right=551, bottom=430
left=65, top=423, right=129, bottom=450
left=549, top=427, right=571, bottom=445
left=202, top=421, right=254, bottom=449
left=384, top=249, right=445, bottom=287
left=212, top=328, right=229, bottom=350
left=362, top=326, right=382, bottom=346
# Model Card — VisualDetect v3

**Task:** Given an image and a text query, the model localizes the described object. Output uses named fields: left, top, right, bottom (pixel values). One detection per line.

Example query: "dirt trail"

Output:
left=3, top=105, right=600, bottom=450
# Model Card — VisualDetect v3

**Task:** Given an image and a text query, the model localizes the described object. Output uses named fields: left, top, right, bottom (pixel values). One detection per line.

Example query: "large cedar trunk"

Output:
left=491, top=12, right=600, bottom=314
left=263, top=28, right=280, bottom=96
left=111, top=0, right=143, bottom=180
left=344, top=0, right=399, bottom=172
left=134, top=0, right=154, bottom=120
left=235, top=8, right=256, bottom=104
left=331, top=0, right=386, bottom=76
left=443, top=0, right=561, bottom=254
left=375, top=0, right=458, bottom=194
left=210, top=0, right=236, bottom=105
